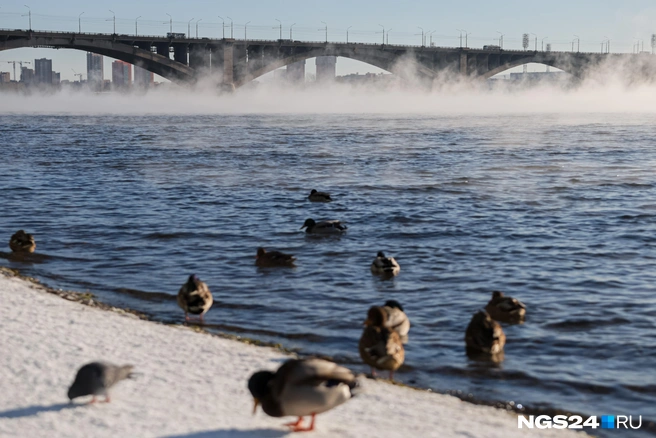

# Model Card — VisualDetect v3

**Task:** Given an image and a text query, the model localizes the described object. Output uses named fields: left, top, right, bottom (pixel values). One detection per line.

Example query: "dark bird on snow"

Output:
left=67, top=361, right=134, bottom=403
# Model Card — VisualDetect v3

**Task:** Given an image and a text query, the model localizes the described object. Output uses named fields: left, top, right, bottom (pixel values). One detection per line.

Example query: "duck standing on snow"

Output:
left=177, top=274, right=213, bottom=322
left=382, top=300, right=410, bottom=343
left=465, top=310, right=506, bottom=355
left=9, top=230, right=36, bottom=253
left=308, top=189, right=332, bottom=202
left=358, top=306, right=405, bottom=380
left=485, top=291, right=526, bottom=323
left=300, top=218, right=347, bottom=234
left=370, top=251, right=400, bottom=276
left=67, top=361, right=135, bottom=403
left=248, top=358, right=358, bottom=432
left=256, top=247, right=297, bottom=267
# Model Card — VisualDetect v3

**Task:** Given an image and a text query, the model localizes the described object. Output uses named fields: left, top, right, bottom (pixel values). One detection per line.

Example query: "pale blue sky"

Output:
left=1, top=0, right=655, bottom=81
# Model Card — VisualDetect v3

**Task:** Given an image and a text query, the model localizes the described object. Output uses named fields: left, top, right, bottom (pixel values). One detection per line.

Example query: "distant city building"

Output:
left=286, top=60, right=306, bottom=83
left=86, top=52, right=104, bottom=91
left=134, top=66, right=154, bottom=88
left=53, top=72, right=61, bottom=84
left=20, top=67, right=34, bottom=84
left=112, top=60, right=132, bottom=88
left=34, top=58, right=53, bottom=85
left=0, top=72, right=10, bottom=83
left=316, top=56, right=336, bottom=82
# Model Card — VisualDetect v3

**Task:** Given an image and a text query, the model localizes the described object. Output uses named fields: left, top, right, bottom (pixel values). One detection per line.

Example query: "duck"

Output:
left=370, top=251, right=400, bottom=276
left=308, top=189, right=332, bottom=202
left=485, top=291, right=526, bottom=323
left=358, top=306, right=405, bottom=380
left=248, top=358, right=357, bottom=432
left=67, top=361, right=134, bottom=403
left=9, top=230, right=36, bottom=253
left=300, top=218, right=347, bottom=234
left=256, top=247, right=296, bottom=267
left=177, top=274, right=213, bottom=322
left=465, top=310, right=506, bottom=355
left=382, top=300, right=410, bottom=342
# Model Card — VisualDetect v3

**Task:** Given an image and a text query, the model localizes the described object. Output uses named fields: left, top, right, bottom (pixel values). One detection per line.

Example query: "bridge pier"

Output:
left=173, top=44, right=187, bottom=65
left=459, top=52, right=467, bottom=75
left=189, top=44, right=211, bottom=76
left=221, top=42, right=235, bottom=92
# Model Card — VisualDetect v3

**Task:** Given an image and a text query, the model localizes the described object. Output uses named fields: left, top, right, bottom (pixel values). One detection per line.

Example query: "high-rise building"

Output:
left=0, top=72, right=10, bottom=83
left=87, top=52, right=104, bottom=90
left=20, top=67, right=34, bottom=84
left=112, top=60, right=132, bottom=88
left=34, top=58, right=53, bottom=85
left=286, top=60, right=306, bottom=83
left=52, top=72, right=61, bottom=84
left=134, top=66, right=154, bottom=88
left=316, top=56, right=336, bottom=82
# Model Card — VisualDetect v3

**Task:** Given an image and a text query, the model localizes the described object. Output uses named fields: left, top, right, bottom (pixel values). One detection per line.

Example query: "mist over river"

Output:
left=1, top=98, right=655, bottom=434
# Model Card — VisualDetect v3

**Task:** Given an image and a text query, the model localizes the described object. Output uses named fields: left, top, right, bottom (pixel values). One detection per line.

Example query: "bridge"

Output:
left=1, top=29, right=654, bottom=89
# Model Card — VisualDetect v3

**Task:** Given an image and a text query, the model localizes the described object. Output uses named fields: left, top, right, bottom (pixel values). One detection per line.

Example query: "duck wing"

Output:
left=384, top=307, right=410, bottom=338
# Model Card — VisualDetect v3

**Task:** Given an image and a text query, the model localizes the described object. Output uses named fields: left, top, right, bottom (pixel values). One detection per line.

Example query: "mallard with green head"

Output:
left=300, top=218, right=347, bottom=234
left=256, top=247, right=297, bottom=267
left=308, top=189, right=332, bottom=202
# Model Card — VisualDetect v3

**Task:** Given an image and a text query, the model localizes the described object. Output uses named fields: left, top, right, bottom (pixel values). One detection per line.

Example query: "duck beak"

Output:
left=252, top=398, right=260, bottom=415
left=300, top=225, right=306, bottom=229
left=363, top=318, right=372, bottom=327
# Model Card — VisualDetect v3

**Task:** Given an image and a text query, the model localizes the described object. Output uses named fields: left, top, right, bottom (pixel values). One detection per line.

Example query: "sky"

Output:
left=1, top=0, right=655, bottom=81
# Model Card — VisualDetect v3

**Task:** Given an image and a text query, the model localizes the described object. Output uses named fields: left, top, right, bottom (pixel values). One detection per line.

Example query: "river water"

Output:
left=1, top=110, right=655, bottom=433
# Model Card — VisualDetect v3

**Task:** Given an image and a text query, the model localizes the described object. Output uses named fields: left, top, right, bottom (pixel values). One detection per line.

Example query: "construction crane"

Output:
left=71, top=68, right=84, bottom=82
left=5, top=61, right=31, bottom=82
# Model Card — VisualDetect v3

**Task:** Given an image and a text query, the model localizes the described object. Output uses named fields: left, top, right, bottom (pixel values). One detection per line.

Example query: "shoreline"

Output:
left=0, top=267, right=583, bottom=437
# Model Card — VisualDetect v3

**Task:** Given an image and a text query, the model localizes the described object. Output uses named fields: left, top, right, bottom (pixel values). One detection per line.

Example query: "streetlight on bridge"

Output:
left=417, top=27, right=424, bottom=46
left=428, top=30, right=435, bottom=47
left=320, top=21, right=328, bottom=43
left=227, top=17, right=233, bottom=38
left=187, top=18, right=194, bottom=38
left=541, top=36, right=548, bottom=51
left=573, top=35, right=580, bottom=52
left=165, top=13, right=172, bottom=34
left=387, top=29, right=392, bottom=45
left=78, top=12, right=84, bottom=34
left=218, top=16, right=225, bottom=39
left=531, top=33, right=537, bottom=51
left=196, top=19, right=202, bottom=38
left=289, top=23, right=295, bottom=40
left=378, top=24, right=385, bottom=45
left=457, top=29, right=469, bottom=48
left=496, top=31, right=504, bottom=49
left=135, top=16, right=141, bottom=36
left=107, top=10, right=116, bottom=34
left=23, top=5, right=31, bottom=31
left=244, top=21, right=250, bottom=41
left=604, top=36, right=610, bottom=53
left=346, top=26, right=352, bottom=44
left=274, top=19, right=282, bottom=40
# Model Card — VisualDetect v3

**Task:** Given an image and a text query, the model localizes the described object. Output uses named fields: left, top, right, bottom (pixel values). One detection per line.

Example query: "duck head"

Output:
left=364, top=306, right=387, bottom=327
left=248, top=370, right=275, bottom=414
left=187, top=274, right=201, bottom=286
left=491, top=291, right=504, bottom=299
left=377, top=251, right=386, bottom=258
left=256, top=247, right=266, bottom=259
left=310, top=189, right=317, bottom=194
left=300, top=218, right=316, bottom=230
left=384, top=300, right=404, bottom=312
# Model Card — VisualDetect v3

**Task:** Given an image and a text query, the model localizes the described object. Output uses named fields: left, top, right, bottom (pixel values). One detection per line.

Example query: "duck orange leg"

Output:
left=291, top=413, right=316, bottom=432
left=285, top=417, right=304, bottom=428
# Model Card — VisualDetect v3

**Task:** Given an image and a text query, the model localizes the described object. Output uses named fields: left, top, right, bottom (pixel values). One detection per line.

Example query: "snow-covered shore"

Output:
left=0, top=270, right=581, bottom=438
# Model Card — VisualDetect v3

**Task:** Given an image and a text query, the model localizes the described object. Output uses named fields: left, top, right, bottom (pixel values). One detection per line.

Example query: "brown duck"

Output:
left=248, top=358, right=357, bottom=432
left=358, top=306, right=405, bottom=380
left=485, top=291, right=526, bottom=323
left=255, top=247, right=296, bottom=267
left=465, top=310, right=506, bottom=355
left=177, top=274, right=213, bottom=322
left=9, top=230, right=36, bottom=253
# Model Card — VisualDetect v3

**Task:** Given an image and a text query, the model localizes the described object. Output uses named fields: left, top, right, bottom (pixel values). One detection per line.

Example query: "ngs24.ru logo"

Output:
left=518, top=415, right=642, bottom=430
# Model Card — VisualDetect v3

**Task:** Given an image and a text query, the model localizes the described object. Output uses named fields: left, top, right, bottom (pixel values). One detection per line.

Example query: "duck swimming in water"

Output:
left=358, top=306, right=405, bottom=380
left=248, top=358, right=358, bottom=432
left=370, top=251, right=400, bottom=276
left=300, top=218, right=347, bottom=234
left=177, top=274, right=213, bottom=323
left=485, top=291, right=526, bottom=323
left=465, top=310, right=506, bottom=355
left=9, top=230, right=36, bottom=253
left=308, top=189, right=332, bottom=202
left=256, top=247, right=296, bottom=267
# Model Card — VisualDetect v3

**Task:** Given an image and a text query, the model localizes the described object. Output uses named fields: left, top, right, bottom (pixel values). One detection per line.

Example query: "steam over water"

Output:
left=1, top=91, right=655, bottom=433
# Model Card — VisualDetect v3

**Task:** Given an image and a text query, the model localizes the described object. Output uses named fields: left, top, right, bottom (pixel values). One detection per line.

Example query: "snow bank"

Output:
left=0, top=271, right=581, bottom=438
